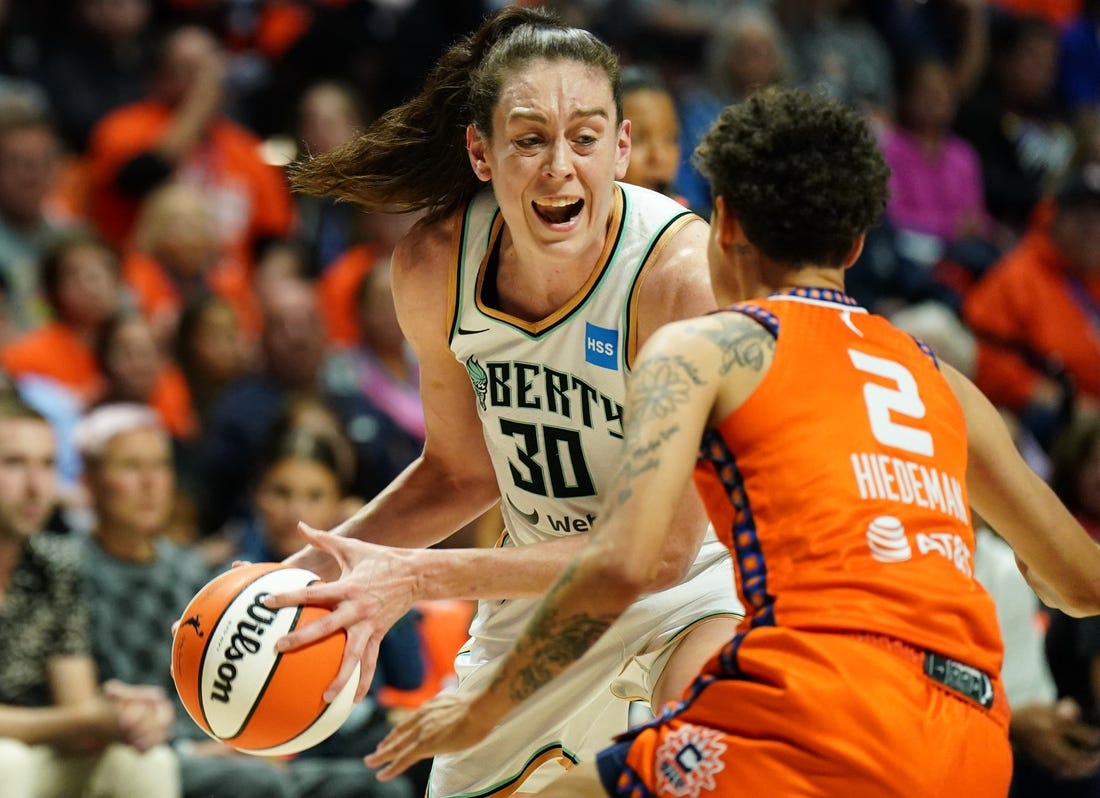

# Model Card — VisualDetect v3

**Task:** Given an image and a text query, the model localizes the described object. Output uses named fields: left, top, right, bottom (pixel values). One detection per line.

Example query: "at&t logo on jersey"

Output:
left=584, top=322, right=618, bottom=370
left=655, top=723, right=727, bottom=797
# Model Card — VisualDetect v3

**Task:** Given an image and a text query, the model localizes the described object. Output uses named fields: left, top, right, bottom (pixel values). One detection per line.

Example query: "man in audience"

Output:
left=0, top=393, right=179, bottom=798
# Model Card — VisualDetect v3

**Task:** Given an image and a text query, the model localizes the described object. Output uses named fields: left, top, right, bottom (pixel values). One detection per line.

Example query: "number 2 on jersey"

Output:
left=848, top=349, right=934, bottom=457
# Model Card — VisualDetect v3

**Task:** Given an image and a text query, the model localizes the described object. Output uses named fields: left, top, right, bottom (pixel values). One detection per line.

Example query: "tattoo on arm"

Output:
left=499, top=561, right=617, bottom=703
left=696, top=318, right=776, bottom=375
left=609, top=354, right=702, bottom=505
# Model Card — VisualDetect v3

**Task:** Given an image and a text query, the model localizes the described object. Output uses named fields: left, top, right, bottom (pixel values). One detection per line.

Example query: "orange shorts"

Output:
left=596, top=627, right=1011, bottom=797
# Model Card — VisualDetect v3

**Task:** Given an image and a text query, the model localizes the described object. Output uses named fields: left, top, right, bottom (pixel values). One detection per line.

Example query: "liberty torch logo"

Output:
left=465, top=356, right=488, bottom=411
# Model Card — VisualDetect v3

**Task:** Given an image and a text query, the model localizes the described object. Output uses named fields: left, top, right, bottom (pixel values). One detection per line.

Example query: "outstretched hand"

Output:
left=263, top=523, right=422, bottom=703
left=364, top=691, right=496, bottom=781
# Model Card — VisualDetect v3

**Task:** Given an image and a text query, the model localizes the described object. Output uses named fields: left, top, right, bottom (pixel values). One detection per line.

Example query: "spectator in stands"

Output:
left=675, top=4, right=789, bottom=213
left=93, top=311, right=196, bottom=443
left=196, top=276, right=331, bottom=534
left=963, top=166, right=1100, bottom=446
left=325, top=260, right=423, bottom=450
left=0, top=100, right=69, bottom=336
left=873, top=56, right=1002, bottom=310
left=123, top=182, right=261, bottom=344
left=618, top=66, right=683, bottom=201
left=0, top=394, right=179, bottom=798
left=864, top=0, right=991, bottom=101
left=771, top=0, right=895, bottom=115
left=1, top=230, right=123, bottom=405
left=76, top=402, right=412, bottom=798
left=84, top=25, right=294, bottom=267
left=174, top=294, right=249, bottom=429
left=956, top=13, right=1076, bottom=233
left=292, top=80, right=369, bottom=279
left=35, top=0, right=155, bottom=153
left=318, top=209, right=419, bottom=350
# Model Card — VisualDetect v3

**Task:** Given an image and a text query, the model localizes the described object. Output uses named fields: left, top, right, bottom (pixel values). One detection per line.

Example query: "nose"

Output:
left=543, top=137, right=574, bottom=179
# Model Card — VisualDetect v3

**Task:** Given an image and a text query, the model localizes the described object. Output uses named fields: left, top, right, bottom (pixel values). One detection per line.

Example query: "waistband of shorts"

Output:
left=845, top=632, right=1009, bottom=725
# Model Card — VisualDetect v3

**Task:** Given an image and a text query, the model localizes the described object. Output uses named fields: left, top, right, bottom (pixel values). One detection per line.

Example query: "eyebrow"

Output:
left=507, top=107, right=610, bottom=124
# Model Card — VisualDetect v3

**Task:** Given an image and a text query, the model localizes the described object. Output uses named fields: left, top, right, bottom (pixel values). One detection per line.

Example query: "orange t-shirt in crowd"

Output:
left=84, top=101, right=295, bottom=265
left=318, top=243, right=378, bottom=347
left=963, top=221, right=1100, bottom=412
left=149, top=364, right=198, bottom=440
left=123, top=251, right=262, bottom=340
left=1, top=322, right=103, bottom=402
left=0, top=321, right=197, bottom=439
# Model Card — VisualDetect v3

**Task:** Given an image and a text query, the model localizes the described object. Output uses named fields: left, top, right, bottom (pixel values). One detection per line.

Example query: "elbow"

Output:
left=585, top=548, right=655, bottom=604
left=1050, top=590, right=1100, bottom=618
left=608, top=545, right=692, bottom=595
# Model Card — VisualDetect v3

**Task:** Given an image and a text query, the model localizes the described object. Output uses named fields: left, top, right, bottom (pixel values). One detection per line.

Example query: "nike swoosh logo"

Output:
left=457, top=326, right=490, bottom=335
left=505, top=494, right=539, bottom=526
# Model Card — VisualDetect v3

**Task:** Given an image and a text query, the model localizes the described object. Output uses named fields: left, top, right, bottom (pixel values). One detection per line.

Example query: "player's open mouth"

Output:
left=532, top=198, right=584, bottom=225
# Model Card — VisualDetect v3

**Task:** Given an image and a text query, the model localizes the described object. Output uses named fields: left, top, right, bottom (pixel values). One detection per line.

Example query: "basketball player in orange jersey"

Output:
left=360, top=86, right=1100, bottom=796
left=260, top=7, right=742, bottom=797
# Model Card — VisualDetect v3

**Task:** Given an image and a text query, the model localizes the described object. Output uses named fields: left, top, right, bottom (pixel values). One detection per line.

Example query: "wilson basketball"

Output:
left=171, top=562, right=359, bottom=756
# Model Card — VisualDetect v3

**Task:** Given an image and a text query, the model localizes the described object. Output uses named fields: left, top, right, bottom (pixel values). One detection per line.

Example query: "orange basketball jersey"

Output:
left=693, top=287, right=1003, bottom=679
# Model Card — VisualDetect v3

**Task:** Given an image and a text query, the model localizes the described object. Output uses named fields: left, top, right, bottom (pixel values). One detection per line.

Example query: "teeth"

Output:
left=535, top=198, right=579, bottom=207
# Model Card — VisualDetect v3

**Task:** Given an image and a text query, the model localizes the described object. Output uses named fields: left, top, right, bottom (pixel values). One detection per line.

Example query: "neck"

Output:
left=0, top=536, right=23, bottom=598
left=93, top=525, right=157, bottom=563
left=758, top=259, right=846, bottom=297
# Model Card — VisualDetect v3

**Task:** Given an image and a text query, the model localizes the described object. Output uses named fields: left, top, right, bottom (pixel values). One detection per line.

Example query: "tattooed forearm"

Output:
left=696, top=319, right=776, bottom=375
left=496, top=562, right=617, bottom=703
left=614, top=425, right=680, bottom=505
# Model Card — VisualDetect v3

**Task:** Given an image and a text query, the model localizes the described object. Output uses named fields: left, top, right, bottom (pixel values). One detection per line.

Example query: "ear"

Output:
left=713, top=195, right=741, bottom=252
left=613, top=119, right=631, bottom=181
left=841, top=233, right=867, bottom=270
left=466, top=124, right=492, bottom=183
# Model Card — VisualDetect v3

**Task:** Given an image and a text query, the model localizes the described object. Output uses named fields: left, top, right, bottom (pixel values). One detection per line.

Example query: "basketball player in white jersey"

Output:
left=265, top=7, right=741, bottom=796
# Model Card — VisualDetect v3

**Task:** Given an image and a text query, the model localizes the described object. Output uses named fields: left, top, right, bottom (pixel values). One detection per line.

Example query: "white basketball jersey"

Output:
left=449, top=183, right=698, bottom=546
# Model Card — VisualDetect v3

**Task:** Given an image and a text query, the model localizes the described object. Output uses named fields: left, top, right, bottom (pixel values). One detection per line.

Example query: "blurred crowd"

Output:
left=0, top=0, right=1099, bottom=796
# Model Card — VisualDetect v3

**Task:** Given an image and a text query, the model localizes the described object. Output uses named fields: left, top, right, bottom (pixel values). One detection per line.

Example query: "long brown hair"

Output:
left=288, top=6, right=622, bottom=224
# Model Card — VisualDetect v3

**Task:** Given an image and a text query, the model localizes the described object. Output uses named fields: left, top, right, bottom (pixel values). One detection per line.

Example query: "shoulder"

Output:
left=26, top=533, right=82, bottom=583
left=633, top=216, right=715, bottom=329
left=391, top=215, right=460, bottom=306
left=641, top=310, right=775, bottom=374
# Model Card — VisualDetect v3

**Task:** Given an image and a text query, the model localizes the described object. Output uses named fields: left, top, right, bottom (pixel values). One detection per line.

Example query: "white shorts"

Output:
left=427, top=535, right=740, bottom=797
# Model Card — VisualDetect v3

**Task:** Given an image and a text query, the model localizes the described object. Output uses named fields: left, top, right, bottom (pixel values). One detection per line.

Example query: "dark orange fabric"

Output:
left=123, top=251, right=262, bottom=339
left=1, top=322, right=102, bottom=401
left=377, top=600, right=474, bottom=711
left=615, top=628, right=1010, bottom=798
left=85, top=101, right=294, bottom=265
left=986, top=0, right=1081, bottom=26
left=963, top=224, right=1100, bottom=411
left=150, top=364, right=198, bottom=440
left=318, top=244, right=377, bottom=347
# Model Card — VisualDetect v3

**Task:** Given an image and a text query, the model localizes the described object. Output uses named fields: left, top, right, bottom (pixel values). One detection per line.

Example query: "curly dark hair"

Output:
left=693, top=87, right=890, bottom=266
left=289, top=6, right=621, bottom=224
